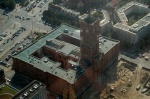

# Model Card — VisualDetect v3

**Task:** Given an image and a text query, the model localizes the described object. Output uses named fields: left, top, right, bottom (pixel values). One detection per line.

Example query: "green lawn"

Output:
left=92, top=11, right=103, bottom=19
left=0, top=85, right=17, bottom=95
left=0, top=94, right=12, bottom=99
left=127, top=12, right=147, bottom=26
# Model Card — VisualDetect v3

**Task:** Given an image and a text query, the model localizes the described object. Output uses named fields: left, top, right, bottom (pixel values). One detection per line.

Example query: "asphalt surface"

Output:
left=0, top=0, right=53, bottom=80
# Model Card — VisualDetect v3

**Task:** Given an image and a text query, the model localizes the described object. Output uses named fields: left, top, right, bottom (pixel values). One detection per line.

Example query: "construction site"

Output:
left=100, top=58, right=150, bottom=99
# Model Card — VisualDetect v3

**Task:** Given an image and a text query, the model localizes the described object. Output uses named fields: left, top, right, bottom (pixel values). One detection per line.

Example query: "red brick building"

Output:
left=13, top=18, right=119, bottom=99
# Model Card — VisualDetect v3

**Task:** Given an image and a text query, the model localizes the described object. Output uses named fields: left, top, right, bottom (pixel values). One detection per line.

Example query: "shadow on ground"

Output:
left=9, top=73, right=32, bottom=90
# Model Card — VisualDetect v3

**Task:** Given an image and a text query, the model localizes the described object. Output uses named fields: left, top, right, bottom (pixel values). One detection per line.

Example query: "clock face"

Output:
left=85, top=29, right=89, bottom=33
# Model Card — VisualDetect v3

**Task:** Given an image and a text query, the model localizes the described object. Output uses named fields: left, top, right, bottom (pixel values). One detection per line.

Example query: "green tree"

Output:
left=6, top=0, right=16, bottom=10
left=142, top=0, right=150, bottom=5
left=0, top=0, right=16, bottom=10
left=53, top=0, right=62, bottom=4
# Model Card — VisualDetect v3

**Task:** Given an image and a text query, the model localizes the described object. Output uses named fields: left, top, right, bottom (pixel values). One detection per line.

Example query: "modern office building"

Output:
left=12, top=80, right=47, bottom=99
left=113, top=2, right=150, bottom=44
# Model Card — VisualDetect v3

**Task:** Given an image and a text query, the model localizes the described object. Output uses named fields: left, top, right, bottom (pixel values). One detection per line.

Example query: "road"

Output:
left=0, top=0, right=53, bottom=79
left=119, top=52, right=150, bottom=69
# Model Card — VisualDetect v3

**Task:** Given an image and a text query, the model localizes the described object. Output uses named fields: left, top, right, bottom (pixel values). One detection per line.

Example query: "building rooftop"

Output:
left=46, top=39, right=79, bottom=55
left=14, top=24, right=119, bottom=84
left=116, top=1, right=149, bottom=24
left=61, top=27, right=119, bottom=55
left=115, top=2, right=150, bottom=34
left=49, top=4, right=80, bottom=16
left=12, top=80, right=46, bottom=99
left=100, top=10, right=110, bottom=26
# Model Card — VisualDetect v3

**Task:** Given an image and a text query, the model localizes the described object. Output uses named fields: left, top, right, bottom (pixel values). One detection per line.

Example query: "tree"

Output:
left=53, top=0, right=62, bottom=4
left=7, top=0, right=16, bottom=10
left=142, top=0, right=150, bottom=5
left=0, top=0, right=16, bottom=10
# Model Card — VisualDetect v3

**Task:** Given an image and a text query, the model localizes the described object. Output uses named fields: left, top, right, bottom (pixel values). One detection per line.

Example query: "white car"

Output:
left=141, top=88, right=148, bottom=93
left=0, top=49, right=3, bottom=52
left=136, top=85, right=141, bottom=91
left=145, top=56, right=149, bottom=61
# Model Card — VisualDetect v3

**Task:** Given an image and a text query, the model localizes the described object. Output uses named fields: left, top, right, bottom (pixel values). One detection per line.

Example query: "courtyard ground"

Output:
left=127, top=12, right=147, bottom=26
left=0, top=84, right=18, bottom=99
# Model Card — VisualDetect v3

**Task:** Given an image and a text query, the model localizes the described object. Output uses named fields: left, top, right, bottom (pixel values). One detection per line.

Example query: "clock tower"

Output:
left=80, top=17, right=101, bottom=65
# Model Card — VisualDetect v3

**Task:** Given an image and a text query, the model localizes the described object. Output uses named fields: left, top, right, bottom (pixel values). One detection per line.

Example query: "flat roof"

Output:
left=114, top=13, right=150, bottom=33
left=46, top=39, right=78, bottom=55
left=12, top=80, right=45, bottom=99
left=116, top=1, right=149, bottom=23
left=99, top=36, right=119, bottom=54
left=60, top=27, right=119, bottom=54
left=14, top=24, right=81, bottom=84
left=100, top=10, right=110, bottom=26
left=115, top=2, right=150, bottom=34
left=14, top=24, right=119, bottom=84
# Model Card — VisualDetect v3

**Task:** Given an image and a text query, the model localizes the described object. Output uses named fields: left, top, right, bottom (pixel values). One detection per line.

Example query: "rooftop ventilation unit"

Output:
left=104, top=39, right=107, bottom=42
left=64, top=29, right=68, bottom=33
left=44, top=58, right=48, bottom=63
left=66, top=73, right=68, bottom=76
left=133, top=24, right=138, bottom=28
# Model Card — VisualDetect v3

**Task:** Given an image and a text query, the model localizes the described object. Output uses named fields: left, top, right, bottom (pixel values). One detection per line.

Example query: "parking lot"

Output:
left=27, top=0, right=49, bottom=16
left=0, top=27, right=32, bottom=66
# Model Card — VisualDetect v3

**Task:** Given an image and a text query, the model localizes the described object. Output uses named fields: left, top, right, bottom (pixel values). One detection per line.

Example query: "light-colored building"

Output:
left=113, top=2, right=150, bottom=44
left=49, top=4, right=80, bottom=18
left=100, top=10, right=112, bottom=35
left=79, top=9, right=112, bottom=35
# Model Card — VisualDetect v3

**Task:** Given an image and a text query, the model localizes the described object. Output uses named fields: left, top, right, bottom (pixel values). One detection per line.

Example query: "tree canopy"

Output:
left=142, top=0, right=150, bottom=5
left=53, top=0, right=62, bottom=4
left=42, top=10, right=79, bottom=27
left=0, top=0, right=16, bottom=10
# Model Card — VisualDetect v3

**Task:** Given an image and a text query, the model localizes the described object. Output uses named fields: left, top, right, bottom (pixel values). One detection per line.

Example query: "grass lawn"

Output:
left=92, top=11, right=103, bottom=19
left=0, top=85, right=17, bottom=95
left=127, top=12, right=147, bottom=26
left=0, top=94, right=12, bottom=99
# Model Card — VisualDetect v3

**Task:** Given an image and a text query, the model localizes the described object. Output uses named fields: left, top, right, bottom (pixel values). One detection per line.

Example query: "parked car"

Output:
left=5, top=56, right=10, bottom=61
left=146, top=90, right=150, bottom=96
left=145, top=56, right=149, bottom=61
left=26, top=17, right=31, bottom=20
left=0, top=49, right=4, bottom=52
left=0, top=61, right=10, bottom=67
left=141, top=88, right=148, bottom=93
left=136, top=85, right=141, bottom=91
